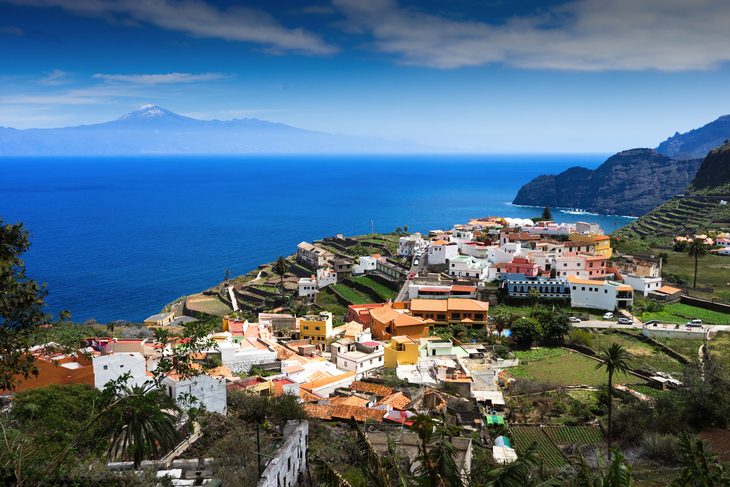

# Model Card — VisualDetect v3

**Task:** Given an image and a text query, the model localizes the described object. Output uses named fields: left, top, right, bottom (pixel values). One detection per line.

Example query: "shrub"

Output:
left=570, top=330, right=593, bottom=348
left=207, top=355, right=223, bottom=368
left=493, top=344, right=511, bottom=358
left=639, top=432, right=682, bottom=464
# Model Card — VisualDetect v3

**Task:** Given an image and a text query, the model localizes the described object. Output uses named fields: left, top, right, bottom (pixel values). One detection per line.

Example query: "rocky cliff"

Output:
left=512, top=149, right=702, bottom=216
left=686, top=143, right=730, bottom=196
left=614, top=144, right=730, bottom=238
left=656, top=115, right=730, bottom=159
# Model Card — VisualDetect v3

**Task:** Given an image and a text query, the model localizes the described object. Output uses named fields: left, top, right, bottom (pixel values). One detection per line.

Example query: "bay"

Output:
left=0, top=153, right=634, bottom=323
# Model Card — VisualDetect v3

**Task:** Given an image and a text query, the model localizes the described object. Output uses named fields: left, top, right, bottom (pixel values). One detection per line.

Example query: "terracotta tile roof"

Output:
left=375, top=392, right=411, bottom=409
left=300, top=389, right=324, bottom=402
left=328, top=395, right=370, bottom=407
left=656, top=285, right=682, bottom=294
left=283, top=364, right=305, bottom=374
left=307, top=370, right=333, bottom=382
left=301, top=371, right=356, bottom=391
left=303, top=403, right=335, bottom=420
left=446, top=298, right=489, bottom=312
left=349, top=381, right=393, bottom=398
left=273, top=382, right=285, bottom=396
left=331, top=405, right=385, bottom=422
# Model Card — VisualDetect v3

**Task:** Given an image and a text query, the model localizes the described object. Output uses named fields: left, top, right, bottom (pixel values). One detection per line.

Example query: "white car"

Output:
left=603, top=312, right=614, bottom=319
left=569, top=317, right=581, bottom=323
left=618, top=317, right=632, bottom=324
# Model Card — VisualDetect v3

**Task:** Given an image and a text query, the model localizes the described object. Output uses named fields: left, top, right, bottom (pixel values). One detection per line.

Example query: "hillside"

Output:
left=511, top=149, right=702, bottom=216
left=656, top=115, right=730, bottom=159
left=614, top=144, right=730, bottom=238
left=0, top=104, right=443, bottom=155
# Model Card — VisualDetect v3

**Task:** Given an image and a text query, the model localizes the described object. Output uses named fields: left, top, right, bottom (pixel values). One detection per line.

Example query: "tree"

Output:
left=225, top=269, right=230, bottom=283
left=106, top=321, right=116, bottom=335
left=510, top=318, right=543, bottom=346
left=542, top=312, right=572, bottom=340
left=273, top=256, right=290, bottom=295
left=686, top=238, right=708, bottom=288
left=528, top=287, right=540, bottom=317
left=0, top=220, right=53, bottom=391
left=404, top=225, right=409, bottom=233
left=541, top=206, right=553, bottom=221
left=594, top=344, right=631, bottom=452
left=492, top=308, right=512, bottom=337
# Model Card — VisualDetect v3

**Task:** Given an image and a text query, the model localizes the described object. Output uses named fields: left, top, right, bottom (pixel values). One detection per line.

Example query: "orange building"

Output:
left=369, top=305, right=428, bottom=340
left=11, top=352, right=94, bottom=392
left=409, top=298, right=489, bottom=328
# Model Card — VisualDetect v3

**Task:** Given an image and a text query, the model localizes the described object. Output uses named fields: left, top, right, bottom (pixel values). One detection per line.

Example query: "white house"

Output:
left=448, top=255, right=490, bottom=280
left=316, top=268, right=337, bottom=288
left=330, top=333, right=384, bottom=379
left=217, top=338, right=278, bottom=375
left=487, top=243, right=521, bottom=265
left=717, top=238, right=730, bottom=248
left=298, top=277, right=317, bottom=298
left=568, top=275, right=634, bottom=311
left=460, top=242, right=490, bottom=259
left=352, top=255, right=380, bottom=275
left=428, top=239, right=459, bottom=265
left=398, top=235, right=426, bottom=256
left=163, top=373, right=227, bottom=414
left=93, top=352, right=148, bottom=389
left=621, top=274, right=663, bottom=297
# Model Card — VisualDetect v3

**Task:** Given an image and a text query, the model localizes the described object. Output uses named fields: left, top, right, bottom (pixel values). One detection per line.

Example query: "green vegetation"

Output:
left=659, top=248, right=730, bottom=290
left=351, top=276, right=396, bottom=300
left=331, top=284, right=372, bottom=305
left=511, top=350, right=632, bottom=386
left=639, top=303, right=730, bottom=325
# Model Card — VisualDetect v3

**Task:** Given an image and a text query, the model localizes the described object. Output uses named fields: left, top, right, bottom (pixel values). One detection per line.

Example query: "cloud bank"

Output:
left=333, top=0, right=730, bottom=70
left=92, top=72, right=231, bottom=85
left=4, top=0, right=338, bottom=55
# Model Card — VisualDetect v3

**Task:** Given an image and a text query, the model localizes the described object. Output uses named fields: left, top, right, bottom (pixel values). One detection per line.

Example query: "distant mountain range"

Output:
left=656, top=115, right=730, bottom=159
left=0, top=105, right=445, bottom=155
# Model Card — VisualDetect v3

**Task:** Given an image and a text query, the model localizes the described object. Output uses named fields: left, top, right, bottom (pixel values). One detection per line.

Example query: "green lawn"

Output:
left=585, top=331, right=689, bottom=374
left=511, top=349, right=632, bottom=386
left=331, top=284, right=373, bottom=305
left=351, top=276, right=396, bottom=301
left=653, top=249, right=730, bottom=289
left=640, top=303, right=730, bottom=325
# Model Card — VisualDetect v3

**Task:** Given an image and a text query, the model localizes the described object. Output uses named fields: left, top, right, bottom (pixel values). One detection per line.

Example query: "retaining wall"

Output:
left=680, top=295, right=730, bottom=317
left=257, top=421, right=309, bottom=487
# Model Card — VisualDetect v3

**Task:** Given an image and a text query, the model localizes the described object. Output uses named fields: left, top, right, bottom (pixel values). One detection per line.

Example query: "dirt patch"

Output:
left=698, top=427, right=730, bottom=462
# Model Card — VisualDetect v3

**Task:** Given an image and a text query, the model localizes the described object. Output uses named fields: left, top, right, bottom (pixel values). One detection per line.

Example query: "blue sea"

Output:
left=0, top=154, right=634, bottom=323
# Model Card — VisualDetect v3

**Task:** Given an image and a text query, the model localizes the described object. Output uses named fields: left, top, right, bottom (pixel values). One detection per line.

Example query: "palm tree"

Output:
left=225, top=269, right=230, bottom=284
left=97, top=384, right=180, bottom=467
left=273, top=256, right=290, bottom=295
left=493, top=308, right=511, bottom=337
left=686, top=238, right=708, bottom=288
left=594, top=344, right=631, bottom=452
left=528, top=287, right=539, bottom=318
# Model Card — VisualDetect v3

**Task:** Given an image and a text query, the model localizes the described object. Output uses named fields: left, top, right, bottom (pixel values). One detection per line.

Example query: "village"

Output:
left=9, top=212, right=730, bottom=486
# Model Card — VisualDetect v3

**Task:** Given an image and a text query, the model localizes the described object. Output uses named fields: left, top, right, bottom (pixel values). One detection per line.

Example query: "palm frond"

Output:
left=312, top=455, right=354, bottom=487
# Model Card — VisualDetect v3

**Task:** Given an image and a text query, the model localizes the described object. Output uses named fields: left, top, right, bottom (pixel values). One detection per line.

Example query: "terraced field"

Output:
left=616, top=196, right=730, bottom=239
left=511, top=426, right=604, bottom=470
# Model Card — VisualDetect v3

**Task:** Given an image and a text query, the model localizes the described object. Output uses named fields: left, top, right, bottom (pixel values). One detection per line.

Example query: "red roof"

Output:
left=362, top=341, right=382, bottom=347
left=451, top=286, right=476, bottom=292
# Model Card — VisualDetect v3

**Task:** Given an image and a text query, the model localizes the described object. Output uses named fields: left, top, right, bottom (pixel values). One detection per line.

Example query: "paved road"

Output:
left=573, top=320, right=641, bottom=329
left=394, top=252, right=428, bottom=302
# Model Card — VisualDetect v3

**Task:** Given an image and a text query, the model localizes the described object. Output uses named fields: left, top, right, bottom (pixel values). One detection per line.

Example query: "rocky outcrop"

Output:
left=512, top=149, right=702, bottom=216
left=686, top=143, right=730, bottom=196
left=656, top=115, right=730, bottom=159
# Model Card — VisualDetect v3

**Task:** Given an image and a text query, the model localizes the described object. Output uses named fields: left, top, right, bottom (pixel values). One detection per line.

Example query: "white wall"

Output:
left=93, top=352, right=148, bottom=389
left=218, top=341, right=278, bottom=374
left=163, top=374, right=227, bottom=414
left=257, top=421, right=308, bottom=487
left=622, top=275, right=663, bottom=297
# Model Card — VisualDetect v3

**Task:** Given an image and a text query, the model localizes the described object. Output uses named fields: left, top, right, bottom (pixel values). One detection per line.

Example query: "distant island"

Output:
left=0, top=104, right=448, bottom=155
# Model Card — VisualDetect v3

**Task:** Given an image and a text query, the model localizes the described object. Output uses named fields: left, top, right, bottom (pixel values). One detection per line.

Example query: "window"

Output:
left=315, top=327, right=320, bottom=331
left=463, top=313, right=472, bottom=319
left=589, top=271, right=593, bottom=275
left=120, top=364, right=124, bottom=368
left=379, top=357, right=383, bottom=362
left=452, top=312, right=460, bottom=319
left=582, top=287, right=585, bottom=291
left=436, top=314, right=446, bottom=320
left=103, top=365, right=108, bottom=370
left=595, top=288, right=598, bottom=292
left=589, top=287, right=592, bottom=291
left=474, top=313, right=484, bottom=320
left=563, top=263, right=568, bottom=267
left=577, top=263, right=581, bottom=267
left=303, top=326, right=309, bottom=330
left=590, top=262, right=594, bottom=267
left=452, top=264, right=455, bottom=267
left=605, top=290, right=608, bottom=294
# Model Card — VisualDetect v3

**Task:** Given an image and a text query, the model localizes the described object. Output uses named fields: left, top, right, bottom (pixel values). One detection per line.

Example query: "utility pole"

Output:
left=371, top=220, right=373, bottom=236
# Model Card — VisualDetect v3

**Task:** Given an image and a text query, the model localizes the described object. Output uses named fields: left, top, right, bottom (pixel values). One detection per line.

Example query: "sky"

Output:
left=2, top=0, right=730, bottom=152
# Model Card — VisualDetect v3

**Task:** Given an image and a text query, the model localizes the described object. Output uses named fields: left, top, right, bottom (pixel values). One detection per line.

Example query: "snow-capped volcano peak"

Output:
left=114, top=105, right=197, bottom=123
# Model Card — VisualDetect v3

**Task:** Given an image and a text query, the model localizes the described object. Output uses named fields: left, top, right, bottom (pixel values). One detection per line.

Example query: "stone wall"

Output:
left=257, top=421, right=308, bottom=487
left=680, top=295, right=730, bottom=317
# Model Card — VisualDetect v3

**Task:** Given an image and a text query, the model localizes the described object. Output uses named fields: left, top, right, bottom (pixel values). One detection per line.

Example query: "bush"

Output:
left=570, top=330, right=593, bottom=348
left=120, top=326, right=155, bottom=339
left=493, top=344, right=511, bottom=358
left=639, top=432, right=682, bottom=464
left=207, top=355, right=223, bottom=368
left=510, top=317, right=543, bottom=344
left=569, top=398, right=594, bottom=422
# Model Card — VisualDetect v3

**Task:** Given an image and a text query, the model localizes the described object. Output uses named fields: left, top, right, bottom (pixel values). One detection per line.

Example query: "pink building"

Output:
left=504, top=257, right=539, bottom=277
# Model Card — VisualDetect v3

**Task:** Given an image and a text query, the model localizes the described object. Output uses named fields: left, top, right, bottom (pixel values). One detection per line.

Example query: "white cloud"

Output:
left=332, top=0, right=730, bottom=71
left=0, top=25, right=25, bottom=36
left=37, top=69, right=73, bottom=86
left=92, top=72, right=232, bottom=85
left=5, top=0, right=338, bottom=55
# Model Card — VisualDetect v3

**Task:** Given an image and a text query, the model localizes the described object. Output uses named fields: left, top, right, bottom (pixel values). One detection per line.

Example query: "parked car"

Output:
left=603, top=312, right=614, bottom=319
left=686, top=319, right=703, bottom=327
left=618, top=317, right=632, bottom=324
left=408, top=272, right=416, bottom=280
left=643, top=320, right=659, bottom=325
left=569, top=317, right=581, bottom=323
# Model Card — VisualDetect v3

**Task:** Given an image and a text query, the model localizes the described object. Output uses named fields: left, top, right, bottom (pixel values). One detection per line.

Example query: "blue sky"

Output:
left=2, top=0, right=730, bottom=152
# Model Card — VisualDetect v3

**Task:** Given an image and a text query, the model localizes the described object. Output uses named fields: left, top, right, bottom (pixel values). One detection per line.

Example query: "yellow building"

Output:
left=144, top=312, right=174, bottom=327
left=300, top=312, right=333, bottom=347
left=384, top=336, right=420, bottom=368
left=568, top=234, right=613, bottom=258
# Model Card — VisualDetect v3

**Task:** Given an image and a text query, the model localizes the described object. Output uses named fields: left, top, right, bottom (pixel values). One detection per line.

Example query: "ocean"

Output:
left=0, top=154, right=635, bottom=323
